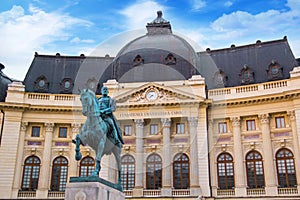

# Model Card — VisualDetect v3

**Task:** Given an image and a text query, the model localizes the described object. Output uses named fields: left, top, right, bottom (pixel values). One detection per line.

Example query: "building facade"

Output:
left=0, top=11, right=300, bottom=200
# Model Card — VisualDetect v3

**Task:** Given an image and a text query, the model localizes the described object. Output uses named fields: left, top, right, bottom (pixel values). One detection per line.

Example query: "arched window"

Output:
left=246, top=151, right=265, bottom=188
left=79, top=156, right=95, bottom=177
left=146, top=153, right=162, bottom=189
left=121, top=155, right=135, bottom=190
left=276, top=148, right=297, bottom=188
left=21, top=156, right=40, bottom=191
left=173, top=153, right=189, bottom=189
left=51, top=156, right=68, bottom=191
left=217, top=153, right=234, bottom=189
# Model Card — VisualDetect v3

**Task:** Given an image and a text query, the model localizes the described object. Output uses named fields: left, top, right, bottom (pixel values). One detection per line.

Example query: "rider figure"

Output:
left=98, top=86, right=124, bottom=145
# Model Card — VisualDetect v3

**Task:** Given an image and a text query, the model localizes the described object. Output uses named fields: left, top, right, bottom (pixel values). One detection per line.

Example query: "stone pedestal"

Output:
left=65, top=177, right=125, bottom=200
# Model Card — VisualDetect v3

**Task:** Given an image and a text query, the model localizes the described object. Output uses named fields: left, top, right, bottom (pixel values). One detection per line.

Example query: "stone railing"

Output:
left=25, top=93, right=81, bottom=107
left=48, top=191, right=65, bottom=198
left=217, top=189, right=235, bottom=196
left=278, top=187, right=298, bottom=195
left=123, top=190, right=133, bottom=197
left=172, top=188, right=190, bottom=196
left=143, top=189, right=161, bottom=196
left=246, top=188, right=266, bottom=196
left=208, top=80, right=289, bottom=101
left=17, top=191, right=36, bottom=198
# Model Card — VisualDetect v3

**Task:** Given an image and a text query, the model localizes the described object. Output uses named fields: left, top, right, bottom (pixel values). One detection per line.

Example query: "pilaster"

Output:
left=36, top=122, right=54, bottom=198
left=132, top=119, right=144, bottom=197
left=161, top=118, right=172, bottom=196
left=259, top=114, right=277, bottom=195
left=231, top=117, right=246, bottom=196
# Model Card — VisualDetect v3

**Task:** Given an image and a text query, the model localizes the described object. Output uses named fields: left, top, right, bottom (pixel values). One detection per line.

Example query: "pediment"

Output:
left=115, top=82, right=203, bottom=104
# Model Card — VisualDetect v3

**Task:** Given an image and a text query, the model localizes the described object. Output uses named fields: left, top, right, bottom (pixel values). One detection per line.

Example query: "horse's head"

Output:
left=80, top=89, right=98, bottom=116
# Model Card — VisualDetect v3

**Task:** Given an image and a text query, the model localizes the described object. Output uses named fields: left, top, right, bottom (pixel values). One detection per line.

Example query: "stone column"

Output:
left=259, top=114, right=277, bottom=195
left=36, top=122, right=54, bottom=198
left=161, top=118, right=171, bottom=196
left=11, top=122, right=28, bottom=198
left=208, top=120, right=218, bottom=197
left=133, top=119, right=144, bottom=197
left=288, top=111, right=300, bottom=188
left=69, top=123, right=81, bottom=177
left=188, top=117, right=200, bottom=195
left=231, top=117, right=246, bottom=196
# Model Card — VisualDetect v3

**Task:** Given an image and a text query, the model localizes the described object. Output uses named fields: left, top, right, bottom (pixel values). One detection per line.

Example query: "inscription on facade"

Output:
left=119, top=110, right=187, bottom=119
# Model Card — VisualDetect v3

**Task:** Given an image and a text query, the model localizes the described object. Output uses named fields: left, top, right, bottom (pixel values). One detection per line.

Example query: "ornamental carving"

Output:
left=44, top=122, right=54, bottom=132
left=259, top=114, right=269, bottom=124
left=287, top=110, right=295, bottom=121
left=161, top=118, right=171, bottom=127
left=71, top=123, right=82, bottom=133
left=188, top=117, right=198, bottom=127
left=134, top=119, right=144, bottom=128
left=230, top=117, right=240, bottom=127
left=130, top=87, right=177, bottom=103
left=20, top=122, right=28, bottom=132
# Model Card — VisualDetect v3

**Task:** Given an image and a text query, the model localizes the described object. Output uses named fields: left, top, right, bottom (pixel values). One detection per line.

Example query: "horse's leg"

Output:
left=75, top=134, right=82, bottom=161
left=112, top=147, right=122, bottom=186
left=92, top=137, right=106, bottom=176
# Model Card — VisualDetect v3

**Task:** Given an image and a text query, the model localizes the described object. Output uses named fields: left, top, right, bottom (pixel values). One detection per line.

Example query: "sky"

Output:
left=0, top=0, right=300, bottom=80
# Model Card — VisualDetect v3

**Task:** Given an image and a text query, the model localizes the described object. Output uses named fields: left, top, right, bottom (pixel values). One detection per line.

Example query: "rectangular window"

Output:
left=31, top=126, right=40, bottom=137
left=59, top=127, right=68, bottom=138
left=176, top=123, right=185, bottom=134
left=246, top=120, right=256, bottom=131
left=276, top=117, right=285, bottom=128
left=218, top=122, right=227, bottom=134
left=150, top=124, right=158, bottom=135
left=124, top=125, right=132, bottom=136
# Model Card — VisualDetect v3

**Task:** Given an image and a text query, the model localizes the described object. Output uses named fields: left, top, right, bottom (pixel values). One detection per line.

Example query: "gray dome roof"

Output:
left=116, top=33, right=198, bottom=67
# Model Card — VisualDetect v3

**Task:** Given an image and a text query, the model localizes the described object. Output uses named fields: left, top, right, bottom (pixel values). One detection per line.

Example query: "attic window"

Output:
left=240, top=65, right=254, bottom=85
left=60, top=78, right=73, bottom=93
left=86, top=78, right=98, bottom=91
left=267, top=60, right=283, bottom=80
left=165, top=53, right=176, bottom=65
left=214, top=70, right=227, bottom=87
left=35, top=76, right=49, bottom=92
left=133, top=55, right=144, bottom=66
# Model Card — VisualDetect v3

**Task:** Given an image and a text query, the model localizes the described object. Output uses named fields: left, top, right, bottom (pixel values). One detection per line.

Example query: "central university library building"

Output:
left=1, top=11, right=300, bottom=200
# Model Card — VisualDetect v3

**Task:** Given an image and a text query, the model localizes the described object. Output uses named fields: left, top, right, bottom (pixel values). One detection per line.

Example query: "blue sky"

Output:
left=1, top=0, right=300, bottom=80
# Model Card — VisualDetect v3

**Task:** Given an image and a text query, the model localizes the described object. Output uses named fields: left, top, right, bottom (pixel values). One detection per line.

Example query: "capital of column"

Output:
left=230, top=117, right=240, bottom=127
left=161, top=118, right=171, bottom=127
left=44, top=122, right=54, bottom=132
left=134, top=119, right=144, bottom=128
left=287, top=110, right=296, bottom=121
left=259, top=114, right=269, bottom=124
left=20, top=121, right=28, bottom=132
left=188, top=117, right=198, bottom=126
left=71, top=123, right=81, bottom=133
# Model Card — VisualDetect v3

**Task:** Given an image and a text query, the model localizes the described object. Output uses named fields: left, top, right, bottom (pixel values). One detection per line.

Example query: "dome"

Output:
left=98, top=11, right=200, bottom=86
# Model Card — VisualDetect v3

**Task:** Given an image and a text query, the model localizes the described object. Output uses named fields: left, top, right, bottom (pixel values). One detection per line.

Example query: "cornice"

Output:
left=210, top=91, right=300, bottom=108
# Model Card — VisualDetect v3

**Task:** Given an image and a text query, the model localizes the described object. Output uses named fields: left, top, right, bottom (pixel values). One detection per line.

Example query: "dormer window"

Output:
left=165, top=53, right=176, bottom=65
left=133, top=55, right=144, bottom=66
left=35, top=76, right=49, bottom=92
left=267, top=60, right=283, bottom=80
left=60, top=78, right=73, bottom=93
left=86, top=78, right=98, bottom=91
left=214, top=70, right=227, bottom=87
left=240, top=65, right=254, bottom=85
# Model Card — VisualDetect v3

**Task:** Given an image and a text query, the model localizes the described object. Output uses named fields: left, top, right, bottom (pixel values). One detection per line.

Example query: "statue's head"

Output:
left=101, top=86, right=109, bottom=95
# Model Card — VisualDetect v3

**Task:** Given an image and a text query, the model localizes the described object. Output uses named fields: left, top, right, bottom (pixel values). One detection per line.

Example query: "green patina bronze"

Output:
left=72, top=86, right=123, bottom=189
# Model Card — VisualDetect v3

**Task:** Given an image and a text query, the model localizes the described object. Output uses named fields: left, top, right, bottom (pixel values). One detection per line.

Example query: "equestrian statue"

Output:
left=73, top=86, right=124, bottom=186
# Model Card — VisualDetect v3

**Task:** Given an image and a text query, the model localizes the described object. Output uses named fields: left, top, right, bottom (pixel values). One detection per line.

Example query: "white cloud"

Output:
left=119, top=1, right=165, bottom=30
left=191, top=0, right=206, bottom=10
left=0, top=5, right=93, bottom=80
left=70, top=37, right=95, bottom=44
left=224, top=1, right=233, bottom=7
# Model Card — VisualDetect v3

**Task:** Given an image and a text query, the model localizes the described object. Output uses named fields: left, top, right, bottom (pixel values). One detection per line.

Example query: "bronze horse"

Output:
left=74, top=89, right=122, bottom=185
